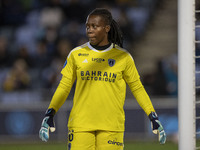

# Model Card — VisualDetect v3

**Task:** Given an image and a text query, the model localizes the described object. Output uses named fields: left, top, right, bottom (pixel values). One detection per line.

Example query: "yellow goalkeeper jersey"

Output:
left=49, top=42, right=155, bottom=132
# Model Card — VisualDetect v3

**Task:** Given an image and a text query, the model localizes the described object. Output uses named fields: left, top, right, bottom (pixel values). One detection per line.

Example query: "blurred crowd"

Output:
left=0, top=0, right=198, bottom=100
left=0, top=0, right=161, bottom=97
left=142, top=2, right=200, bottom=97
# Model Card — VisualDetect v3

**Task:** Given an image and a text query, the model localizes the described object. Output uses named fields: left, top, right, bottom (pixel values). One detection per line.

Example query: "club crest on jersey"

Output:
left=108, top=59, right=115, bottom=67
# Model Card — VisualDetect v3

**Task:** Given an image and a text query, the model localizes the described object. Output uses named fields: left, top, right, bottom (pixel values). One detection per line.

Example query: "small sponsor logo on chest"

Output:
left=78, top=53, right=89, bottom=56
left=92, top=58, right=105, bottom=63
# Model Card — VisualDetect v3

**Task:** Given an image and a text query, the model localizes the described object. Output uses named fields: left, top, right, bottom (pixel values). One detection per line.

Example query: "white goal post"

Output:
left=178, top=0, right=196, bottom=150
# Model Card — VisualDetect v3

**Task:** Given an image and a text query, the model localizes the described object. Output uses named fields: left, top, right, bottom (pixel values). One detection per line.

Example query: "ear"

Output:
left=105, top=25, right=110, bottom=33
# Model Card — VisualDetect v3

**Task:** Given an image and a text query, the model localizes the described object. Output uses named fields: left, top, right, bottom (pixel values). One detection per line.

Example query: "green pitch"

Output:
left=0, top=141, right=178, bottom=150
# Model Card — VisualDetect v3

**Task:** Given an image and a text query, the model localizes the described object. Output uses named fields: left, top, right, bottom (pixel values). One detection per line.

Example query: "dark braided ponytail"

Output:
left=89, top=8, right=124, bottom=48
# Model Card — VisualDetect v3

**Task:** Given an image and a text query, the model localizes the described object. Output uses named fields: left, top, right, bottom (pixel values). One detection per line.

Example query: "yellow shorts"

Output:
left=67, top=130, right=124, bottom=150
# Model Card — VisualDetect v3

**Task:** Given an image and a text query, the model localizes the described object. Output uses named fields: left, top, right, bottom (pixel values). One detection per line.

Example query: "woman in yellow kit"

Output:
left=39, top=8, right=166, bottom=150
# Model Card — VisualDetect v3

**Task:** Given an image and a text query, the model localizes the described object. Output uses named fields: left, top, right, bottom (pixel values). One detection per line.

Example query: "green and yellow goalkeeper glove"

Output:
left=149, top=112, right=166, bottom=144
left=39, top=108, right=56, bottom=142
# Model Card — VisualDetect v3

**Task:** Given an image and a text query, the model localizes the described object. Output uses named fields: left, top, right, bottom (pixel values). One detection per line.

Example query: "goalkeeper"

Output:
left=39, top=8, right=166, bottom=150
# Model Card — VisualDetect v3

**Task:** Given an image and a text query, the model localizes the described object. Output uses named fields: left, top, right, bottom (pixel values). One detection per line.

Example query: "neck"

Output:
left=90, top=42, right=111, bottom=50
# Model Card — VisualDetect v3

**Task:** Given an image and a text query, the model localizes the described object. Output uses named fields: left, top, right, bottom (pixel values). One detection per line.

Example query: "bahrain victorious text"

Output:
left=80, top=70, right=117, bottom=83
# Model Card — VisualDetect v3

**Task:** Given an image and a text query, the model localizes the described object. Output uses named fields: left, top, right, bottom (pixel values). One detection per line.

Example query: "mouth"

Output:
left=88, top=37, right=96, bottom=42
left=88, top=36, right=96, bottom=39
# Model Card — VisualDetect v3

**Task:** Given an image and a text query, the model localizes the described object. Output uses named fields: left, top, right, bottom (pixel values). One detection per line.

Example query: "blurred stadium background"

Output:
left=0, top=0, right=199, bottom=149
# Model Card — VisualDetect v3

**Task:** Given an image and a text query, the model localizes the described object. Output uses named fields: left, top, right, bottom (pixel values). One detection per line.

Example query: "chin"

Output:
left=90, top=41, right=97, bottom=45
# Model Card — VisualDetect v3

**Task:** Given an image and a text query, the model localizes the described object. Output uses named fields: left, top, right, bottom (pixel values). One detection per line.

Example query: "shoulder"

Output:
left=114, top=45, right=133, bottom=60
left=68, top=43, right=88, bottom=58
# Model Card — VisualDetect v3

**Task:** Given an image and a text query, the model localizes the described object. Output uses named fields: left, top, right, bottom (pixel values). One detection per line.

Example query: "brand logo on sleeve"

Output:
left=63, top=60, right=67, bottom=68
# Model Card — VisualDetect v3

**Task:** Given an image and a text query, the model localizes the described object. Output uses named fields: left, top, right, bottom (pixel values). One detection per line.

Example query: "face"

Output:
left=86, top=15, right=110, bottom=46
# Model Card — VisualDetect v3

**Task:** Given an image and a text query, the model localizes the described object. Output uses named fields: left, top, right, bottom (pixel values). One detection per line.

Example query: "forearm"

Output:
left=133, top=88, right=155, bottom=115
left=129, top=79, right=155, bottom=115
left=48, top=87, right=68, bottom=112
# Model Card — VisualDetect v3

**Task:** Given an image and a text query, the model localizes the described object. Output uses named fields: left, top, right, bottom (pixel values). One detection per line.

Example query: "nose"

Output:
left=87, top=29, right=94, bottom=37
left=87, top=27, right=93, bottom=33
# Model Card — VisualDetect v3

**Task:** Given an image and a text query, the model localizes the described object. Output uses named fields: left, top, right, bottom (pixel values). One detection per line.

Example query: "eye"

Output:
left=92, top=25, right=97, bottom=29
left=86, top=25, right=90, bottom=30
left=86, top=24, right=98, bottom=31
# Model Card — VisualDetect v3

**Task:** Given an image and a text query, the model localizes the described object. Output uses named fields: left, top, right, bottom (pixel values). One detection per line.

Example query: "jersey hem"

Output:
left=68, top=126, right=125, bottom=132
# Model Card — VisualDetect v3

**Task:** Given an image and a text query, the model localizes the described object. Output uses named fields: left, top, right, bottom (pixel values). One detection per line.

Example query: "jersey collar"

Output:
left=87, top=42, right=113, bottom=52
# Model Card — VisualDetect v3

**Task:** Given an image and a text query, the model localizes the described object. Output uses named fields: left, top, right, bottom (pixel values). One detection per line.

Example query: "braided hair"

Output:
left=89, top=8, right=124, bottom=48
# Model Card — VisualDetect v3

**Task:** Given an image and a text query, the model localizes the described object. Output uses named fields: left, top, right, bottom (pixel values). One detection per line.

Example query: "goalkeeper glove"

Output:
left=149, top=112, right=166, bottom=144
left=39, top=108, right=56, bottom=142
